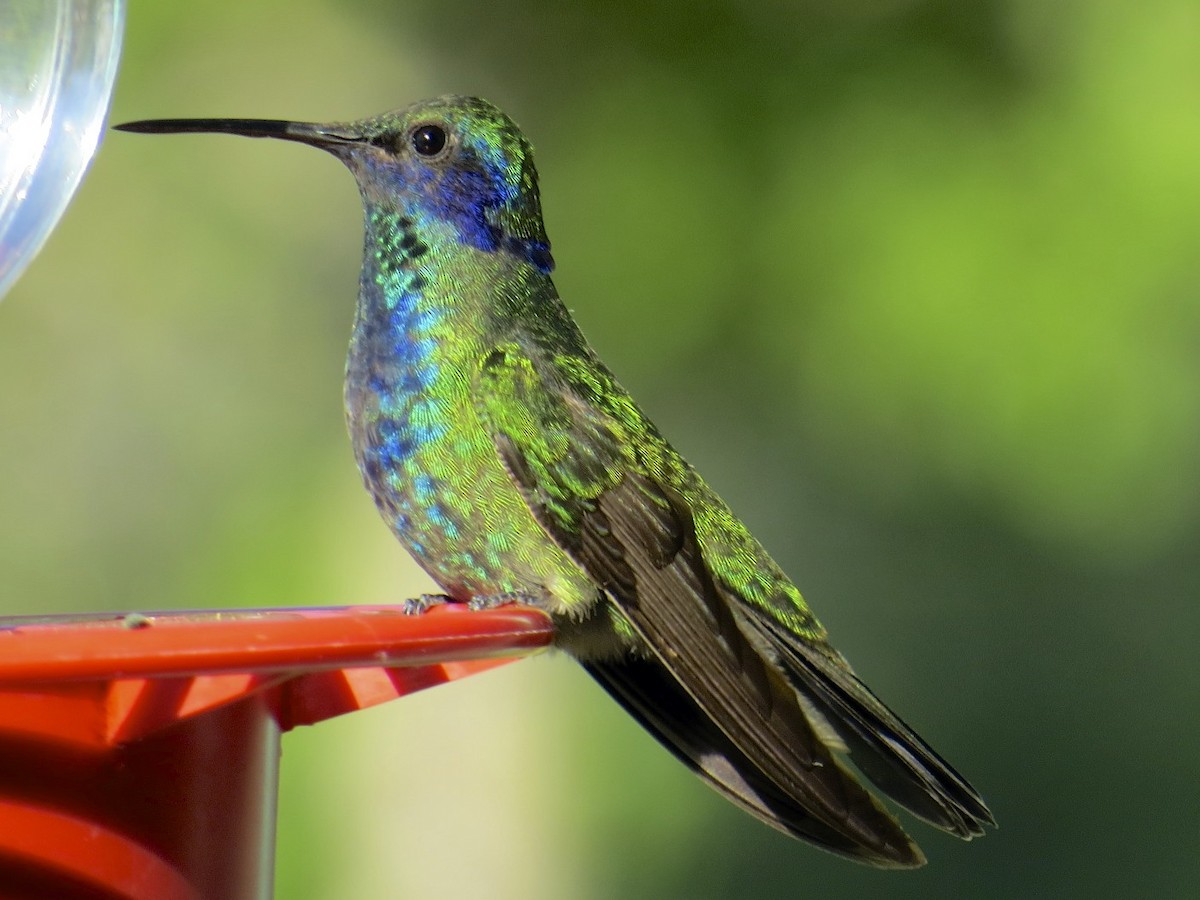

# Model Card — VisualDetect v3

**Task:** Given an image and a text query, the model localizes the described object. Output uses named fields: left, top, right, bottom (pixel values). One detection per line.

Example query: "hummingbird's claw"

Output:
left=466, top=590, right=536, bottom=611
left=401, top=593, right=452, bottom=615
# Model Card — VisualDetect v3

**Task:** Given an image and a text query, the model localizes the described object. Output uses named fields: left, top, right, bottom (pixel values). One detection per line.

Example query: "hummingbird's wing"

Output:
left=475, top=340, right=930, bottom=867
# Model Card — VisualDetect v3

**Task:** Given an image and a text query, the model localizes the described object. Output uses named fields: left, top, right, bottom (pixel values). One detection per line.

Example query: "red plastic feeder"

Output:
left=0, top=604, right=554, bottom=899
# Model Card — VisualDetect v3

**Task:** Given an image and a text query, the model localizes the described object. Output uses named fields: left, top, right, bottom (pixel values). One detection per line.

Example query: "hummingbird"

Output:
left=117, top=96, right=993, bottom=866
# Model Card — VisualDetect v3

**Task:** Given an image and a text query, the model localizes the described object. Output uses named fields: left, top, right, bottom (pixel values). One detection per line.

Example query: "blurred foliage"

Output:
left=2, top=0, right=1198, bottom=897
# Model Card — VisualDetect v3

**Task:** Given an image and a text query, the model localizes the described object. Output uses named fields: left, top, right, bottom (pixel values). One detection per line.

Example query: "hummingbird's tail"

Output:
left=565, top=470, right=991, bottom=866
left=585, top=656, right=929, bottom=867
left=766, top=632, right=996, bottom=839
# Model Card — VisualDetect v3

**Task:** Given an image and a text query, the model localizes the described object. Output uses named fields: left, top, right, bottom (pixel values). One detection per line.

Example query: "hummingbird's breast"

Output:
left=343, top=213, right=597, bottom=614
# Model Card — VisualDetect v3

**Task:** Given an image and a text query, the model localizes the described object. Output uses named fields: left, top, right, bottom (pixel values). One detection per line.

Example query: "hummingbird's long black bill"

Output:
left=114, top=118, right=363, bottom=150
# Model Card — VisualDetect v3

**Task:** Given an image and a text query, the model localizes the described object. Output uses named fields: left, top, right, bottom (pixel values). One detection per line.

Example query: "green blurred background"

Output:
left=4, top=0, right=1199, bottom=896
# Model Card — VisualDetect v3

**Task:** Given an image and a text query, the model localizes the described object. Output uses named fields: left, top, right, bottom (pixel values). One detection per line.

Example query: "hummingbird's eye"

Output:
left=411, top=124, right=448, bottom=157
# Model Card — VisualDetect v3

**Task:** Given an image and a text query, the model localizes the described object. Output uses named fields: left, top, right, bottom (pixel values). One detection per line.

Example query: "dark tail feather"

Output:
left=777, top=640, right=995, bottom=839
left=585, top=656, right=927, bottom=868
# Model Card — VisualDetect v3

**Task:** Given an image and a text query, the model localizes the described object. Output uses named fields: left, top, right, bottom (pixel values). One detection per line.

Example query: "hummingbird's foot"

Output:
left=401, top=593, right=453, bottom=615
left=466, top=590, right=538, bottom=612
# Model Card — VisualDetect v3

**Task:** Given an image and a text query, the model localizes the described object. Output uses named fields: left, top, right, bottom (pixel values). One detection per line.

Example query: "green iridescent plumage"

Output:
left=116, top=96, right=994, bottom=866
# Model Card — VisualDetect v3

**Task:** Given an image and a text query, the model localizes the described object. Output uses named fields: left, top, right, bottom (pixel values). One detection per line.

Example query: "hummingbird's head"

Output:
left=335, top=96, right=553, bottom=270
left=116, top=95, right=554, bottom=273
